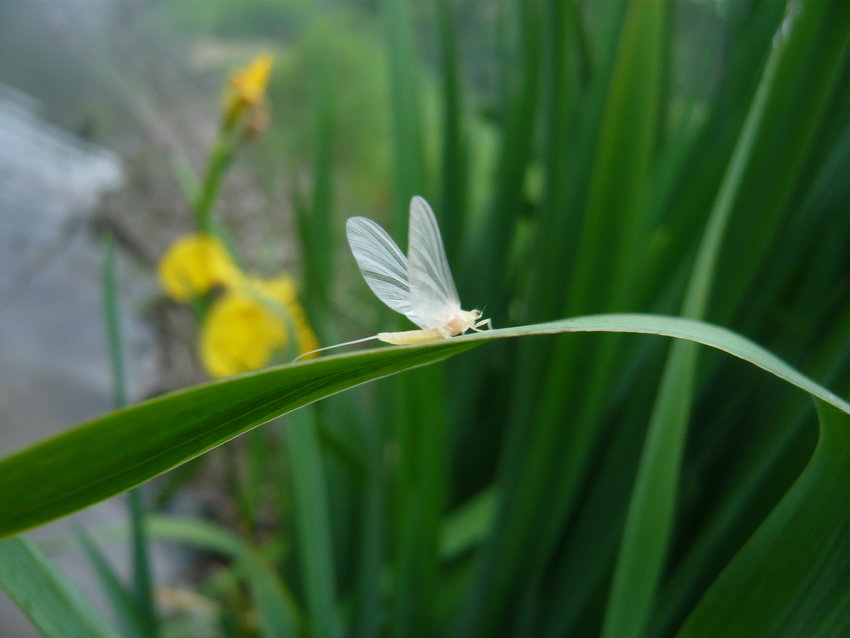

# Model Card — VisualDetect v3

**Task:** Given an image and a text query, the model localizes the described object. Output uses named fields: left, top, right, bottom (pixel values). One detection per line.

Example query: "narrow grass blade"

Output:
left=383, top=0, right=427, bottom=223
left=76, top=526, right=146, bottom=638
left=169, top=149, right=200, bottom=209
left=102, top=237, right=158, bottom=637
left=435, top=0, right=466, bottom=262
left=295, top=70, right=335, bottom=326
left=0, top=536, right=120, bottom=638
left=349, top=403, right=385, bottom=638
left=392, top=367, right=448, bottom=638
left=102, top=238, right=127, bottom=409
left=439, top=488, right=497, bottom=560
left=382, top=4, right=448, bottom=635
left=247, top=551, right=301, bottom=638
left=526, top=0, right=583, bottom=320
left=709, top=0, right=850, bottom=322
left=463, top=0, right=539, bottom=310
left=284, top=408, right=342, bottom=638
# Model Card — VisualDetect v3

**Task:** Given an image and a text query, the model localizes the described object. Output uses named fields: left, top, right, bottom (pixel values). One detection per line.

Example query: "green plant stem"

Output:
left=195, top=126, right=239, bottom=234
left=102, top=237, right=158, bottom=638
left=225, top=443, right=257, bottom=539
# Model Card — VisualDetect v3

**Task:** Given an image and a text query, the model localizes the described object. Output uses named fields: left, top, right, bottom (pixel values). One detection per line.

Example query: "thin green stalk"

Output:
left=384, top=0, right=428, bottom=225
left=526, top=0, right=581, bottom=320
left=351, top=458, right=384, bottom=638
left=462, top=0, right=539, bottom=311
left=103, top=238, right=128, bottom=409
left=435, top=0, right=466, bottom=262
left=194, top=127, right=238, bottom=234
left=224, top=443, right=257, bottom=539
left=392, top=367, right=447, bottom=638
left=309, top=76, right=335, bottom=322
left=102, top=237, right=158, bottom=638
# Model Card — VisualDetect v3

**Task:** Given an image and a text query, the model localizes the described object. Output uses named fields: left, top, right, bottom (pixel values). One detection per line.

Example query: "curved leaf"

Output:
left=0, top=313, right=846, bottom=540
left=677, top=400, right=850, bottom=637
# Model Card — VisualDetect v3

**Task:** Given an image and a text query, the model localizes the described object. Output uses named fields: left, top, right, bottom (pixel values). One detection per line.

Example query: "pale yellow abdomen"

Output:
left=377, top=329, right=447, bottom=345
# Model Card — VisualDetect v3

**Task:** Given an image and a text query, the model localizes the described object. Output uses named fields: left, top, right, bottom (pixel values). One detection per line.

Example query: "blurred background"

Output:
left=0, top=2, right=433, bottom=635
left=1, top=0, right=849, bottom=637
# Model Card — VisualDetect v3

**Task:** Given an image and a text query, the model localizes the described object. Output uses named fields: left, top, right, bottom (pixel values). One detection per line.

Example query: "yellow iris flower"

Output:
left=200, top=275, right=319, bottom=377
left=158, top=234, right=241, bottom=302
left=199, top=289, right=287, bottom=378
left=158, top=234, right=319, bottom=378
left=254, top=275, right=321, bottom=357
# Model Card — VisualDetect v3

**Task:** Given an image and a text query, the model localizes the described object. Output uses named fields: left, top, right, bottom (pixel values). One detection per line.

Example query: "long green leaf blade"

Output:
left=284, top=409, right=342, bottom=638
left=76, top=527, right=146, bottom=638
left=0, top=536, right=120, bottom=638
left=0, top=314, right=848, bottom=540
left=102, top=236, right=158, bottom=638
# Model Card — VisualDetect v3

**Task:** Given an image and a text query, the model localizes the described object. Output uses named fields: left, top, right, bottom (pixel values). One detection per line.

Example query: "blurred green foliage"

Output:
left=265, top=12, right=395, bottom=210
left=2, top=0, right=850, bottom=637
left=156, top=0, right=308, bottom=40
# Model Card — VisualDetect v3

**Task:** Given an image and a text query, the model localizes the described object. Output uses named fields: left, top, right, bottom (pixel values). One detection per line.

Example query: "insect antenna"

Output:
left=294, top=335, right=380, bottom=362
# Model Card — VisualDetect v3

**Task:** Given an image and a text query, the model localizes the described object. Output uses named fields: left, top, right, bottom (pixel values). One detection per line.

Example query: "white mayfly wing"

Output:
left=297, top=197, right=490, bottom=359
left=407, top=195, right=461, bottom=326
left=346, top=216, right=420, bottom=324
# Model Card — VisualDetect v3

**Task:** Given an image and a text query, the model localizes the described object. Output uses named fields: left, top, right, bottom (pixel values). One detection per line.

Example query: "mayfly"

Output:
left=300, top=196, right=491, bottom=359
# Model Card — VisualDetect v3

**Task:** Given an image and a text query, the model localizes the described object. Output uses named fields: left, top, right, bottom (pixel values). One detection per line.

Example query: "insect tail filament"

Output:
left=294, top=335, right=380, bottom=361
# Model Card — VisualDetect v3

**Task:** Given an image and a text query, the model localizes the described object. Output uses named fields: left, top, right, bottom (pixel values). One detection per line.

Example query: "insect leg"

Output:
left=473, top=318, right=493, bottom=331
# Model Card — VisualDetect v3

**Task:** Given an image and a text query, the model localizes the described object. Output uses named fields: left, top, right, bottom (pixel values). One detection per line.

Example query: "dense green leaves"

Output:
left=603, top=0, right=850, bottom=634
left=5, top=0, right=850, bottom=636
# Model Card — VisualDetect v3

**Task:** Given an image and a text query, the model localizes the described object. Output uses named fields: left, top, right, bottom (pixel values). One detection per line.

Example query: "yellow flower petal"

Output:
left=253, top=274, right=297, bottom=304
left=222, top=52, right=274, bottom=121
left=249, top=275, right=320, bottom=357
left=200, top=291, right=287, bottom=378
left=158, top=234, right=241, bottom=302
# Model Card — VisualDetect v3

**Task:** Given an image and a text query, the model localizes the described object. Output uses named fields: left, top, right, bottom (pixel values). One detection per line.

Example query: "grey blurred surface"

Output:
left=0, top=82, right=162, bottom=637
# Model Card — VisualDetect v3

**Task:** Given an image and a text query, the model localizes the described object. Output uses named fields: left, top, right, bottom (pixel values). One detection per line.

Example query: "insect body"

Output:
left=298, top=196, right=490, bottom=359
left=347, top=196, right=491, bottom=345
